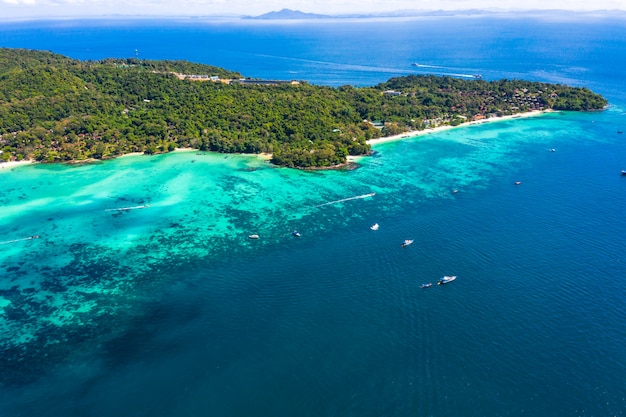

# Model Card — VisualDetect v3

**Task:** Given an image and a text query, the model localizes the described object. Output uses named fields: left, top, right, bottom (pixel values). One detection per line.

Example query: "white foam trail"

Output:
left=313, top=192, right=375, bottom=208
left=413, top=64, right=448, bottom=69
left=256, top=54, right=412, bottom=75
left=412, top=62, right=484, bottom=78
left=415, top=68, right=477, bottom=78
left=0, top=235, right=40, bottom=245
left=105, top=204, right=151, bottom=212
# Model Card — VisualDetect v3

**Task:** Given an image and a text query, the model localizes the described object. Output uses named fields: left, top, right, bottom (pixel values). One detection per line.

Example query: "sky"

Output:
left=1, top=0, right=625, bottom=19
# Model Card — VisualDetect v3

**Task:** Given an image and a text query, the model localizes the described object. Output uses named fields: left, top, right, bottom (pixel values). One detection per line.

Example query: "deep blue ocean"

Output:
left=1, top=14, right=626, bottom=417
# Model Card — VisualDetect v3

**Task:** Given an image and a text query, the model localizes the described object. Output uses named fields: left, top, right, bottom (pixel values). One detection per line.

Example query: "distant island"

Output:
left=243, top=8, right=500, bottom=20
left=245, top=8, right=331, bottom=20
left=0, top=48, right=607, bottom=168
left=241, top=9, right=626, bottom=20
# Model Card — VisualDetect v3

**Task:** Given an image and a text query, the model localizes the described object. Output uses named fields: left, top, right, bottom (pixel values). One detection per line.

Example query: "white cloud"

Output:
left=1, top=0, right=625, bottom=19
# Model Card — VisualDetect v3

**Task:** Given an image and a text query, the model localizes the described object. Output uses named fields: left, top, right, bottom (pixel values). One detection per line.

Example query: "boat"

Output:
left=248, top=234, right=259, bottom=239
left=514, top=181, right=522, bottom=185
left=292, top=230, right=301, bottom=237
left=452, top=189, right=459, bottom=194
left=473, top=74, right=483, bottom=79
left=438, top=275, right=457, bottom=285
left=621, top=170, right=626, bottom=176
left=401, top=239, right=414, bottom=248
left=421, top=283, right=433, bottom=288
left=411, top=63, right=422, bottom=67
left=370, top=223, right=379, bottom=231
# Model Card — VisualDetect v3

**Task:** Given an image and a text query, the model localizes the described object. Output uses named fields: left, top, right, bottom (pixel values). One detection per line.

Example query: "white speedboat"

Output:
left=438, top=275, right=457, bottom=285
left=370, top=223, right=379, bottom=231
left=401, top=239, right=414, bottom=248
left=248, top=234, right=259, bottom=239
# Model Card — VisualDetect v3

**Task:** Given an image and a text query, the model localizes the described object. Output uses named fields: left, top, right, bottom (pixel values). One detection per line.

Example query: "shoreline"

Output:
left=0, top=149, right=272, bottom=173
left=0, top=110, right=554, bottom=173
left=366, top=109, right=555, bottom=146
left=171, top=147, right=272, bottom=161
left=0, top=159, right=34, bottom=172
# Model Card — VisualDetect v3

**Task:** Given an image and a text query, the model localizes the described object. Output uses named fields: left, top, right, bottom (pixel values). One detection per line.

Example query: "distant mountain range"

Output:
left=245, top=8, right=499, bottom=20
left=244, top=9, right=331, bottom=20
left=242, top=8, right=624, bottom=20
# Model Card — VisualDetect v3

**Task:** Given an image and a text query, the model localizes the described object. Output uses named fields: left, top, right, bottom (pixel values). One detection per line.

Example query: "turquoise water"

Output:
left=2, top=110, right=625, bottom=416
left=2, top=16, right=626, bottom=417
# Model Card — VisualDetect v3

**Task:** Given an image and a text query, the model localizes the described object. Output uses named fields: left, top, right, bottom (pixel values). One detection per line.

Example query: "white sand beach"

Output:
left=0, top=110, right=554, bottom=171
left=116, top=152, right=146, bottom=158
left=366, top=110, right=554, bottom=146
left=0, top=159, right=34, bottom=172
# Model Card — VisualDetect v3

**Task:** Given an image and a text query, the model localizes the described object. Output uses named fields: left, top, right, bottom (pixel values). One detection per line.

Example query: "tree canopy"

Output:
left=0, top=48, right=607, bottom=167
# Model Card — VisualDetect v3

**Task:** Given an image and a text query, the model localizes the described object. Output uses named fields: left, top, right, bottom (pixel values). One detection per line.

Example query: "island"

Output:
left=0, top=48, right=607, bottom=168
left=244, top=8, right=332, bottom=20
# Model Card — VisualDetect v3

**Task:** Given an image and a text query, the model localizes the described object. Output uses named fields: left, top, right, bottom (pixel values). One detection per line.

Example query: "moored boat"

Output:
left=438, top=275, right=457, bottom=285
left=370, top=223, right=379, bottom=231
left=248, top=234, right=259, bottom=239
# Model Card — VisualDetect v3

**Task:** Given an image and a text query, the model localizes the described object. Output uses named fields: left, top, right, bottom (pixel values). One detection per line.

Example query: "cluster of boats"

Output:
left=368, top=222, right=456, bottom=287
left=250, top=223, right=457, bottom=288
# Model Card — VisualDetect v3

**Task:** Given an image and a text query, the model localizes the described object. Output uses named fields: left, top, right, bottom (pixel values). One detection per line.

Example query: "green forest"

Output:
left=0, top=48, right=608, bottom=167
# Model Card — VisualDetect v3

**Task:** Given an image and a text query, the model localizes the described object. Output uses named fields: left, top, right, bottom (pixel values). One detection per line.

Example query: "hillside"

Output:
left=0, top=48, right=607, bottom=168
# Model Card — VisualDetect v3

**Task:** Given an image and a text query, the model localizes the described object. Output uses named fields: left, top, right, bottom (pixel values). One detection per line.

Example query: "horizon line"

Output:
left=2, top=8, right=626, bottom=22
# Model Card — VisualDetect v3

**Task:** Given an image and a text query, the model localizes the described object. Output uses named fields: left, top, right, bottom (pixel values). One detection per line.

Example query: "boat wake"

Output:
left=451, top=73, right=478, bottom=78
left=412, top=63, right=482, bottom=79
left=313, top=192, right=375, bottom=208
left=0, top=235, right=40, bottom=245
left=256, top=54, right=413, bottom=75
left=105, top=204, right=151, bottom=212
left=413, top=63, right=447, bottom=69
